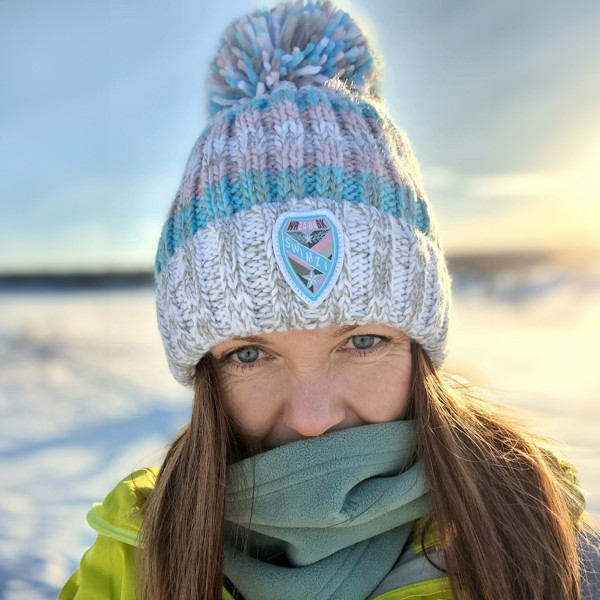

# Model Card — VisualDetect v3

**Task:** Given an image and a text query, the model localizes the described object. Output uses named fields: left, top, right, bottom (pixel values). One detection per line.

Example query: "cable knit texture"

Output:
left=154, top=0, right=452, bottom=386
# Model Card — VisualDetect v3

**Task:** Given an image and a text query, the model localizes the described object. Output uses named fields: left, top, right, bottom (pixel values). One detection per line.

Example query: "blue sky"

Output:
left=1, top=0, right=599, bottom=273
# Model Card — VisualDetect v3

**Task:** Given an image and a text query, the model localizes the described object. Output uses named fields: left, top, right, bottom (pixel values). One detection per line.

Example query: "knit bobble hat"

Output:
left=155, top=0, right=452, bottom=386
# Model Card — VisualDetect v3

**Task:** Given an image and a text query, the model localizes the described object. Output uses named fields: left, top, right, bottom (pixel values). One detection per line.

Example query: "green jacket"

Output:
left=59, top=468, right=452, bottom=600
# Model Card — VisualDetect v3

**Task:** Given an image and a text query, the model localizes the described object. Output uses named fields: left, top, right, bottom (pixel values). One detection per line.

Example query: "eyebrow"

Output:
left=334, top=324, right=360, bottom=337
left=228, top=324, right=360, bottom=345
left=227, top=334, right=270, bottom=344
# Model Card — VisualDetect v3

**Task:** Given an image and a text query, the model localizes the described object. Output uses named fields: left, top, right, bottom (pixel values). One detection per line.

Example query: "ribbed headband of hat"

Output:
left=155, top=0, right=452, bottom=386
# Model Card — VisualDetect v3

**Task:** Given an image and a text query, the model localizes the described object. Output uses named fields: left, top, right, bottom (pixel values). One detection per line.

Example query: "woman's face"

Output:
left=210, top=324, right=412, bottom=451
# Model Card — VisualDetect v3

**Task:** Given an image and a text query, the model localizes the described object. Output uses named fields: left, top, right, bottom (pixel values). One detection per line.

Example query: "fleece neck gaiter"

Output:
left=223, top=420, right=431, bottom=600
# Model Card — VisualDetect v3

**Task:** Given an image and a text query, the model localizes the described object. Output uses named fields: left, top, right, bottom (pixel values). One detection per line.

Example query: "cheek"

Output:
left=343, top=358, right=412, bottom=421
left=221, top=376, right=283, bottom=435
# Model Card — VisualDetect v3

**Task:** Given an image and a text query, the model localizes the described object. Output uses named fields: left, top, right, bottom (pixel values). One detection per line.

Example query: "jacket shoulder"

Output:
left=58, top=468, right=159, bottom=600
left=58, top=531, right=139, bottom=600
left=580, top=520, right=600, bottom=600
left=86, top=467, right=159, bottom=548
left=60, top=467, right=236, bottom=600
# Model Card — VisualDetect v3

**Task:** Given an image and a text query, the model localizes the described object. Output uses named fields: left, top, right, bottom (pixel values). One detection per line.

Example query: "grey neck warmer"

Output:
left=223, top=420, right=431, bottom=600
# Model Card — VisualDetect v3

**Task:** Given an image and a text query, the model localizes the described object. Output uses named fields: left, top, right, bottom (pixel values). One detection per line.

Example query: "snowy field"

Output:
left=1, top=257, right=599, bottom=599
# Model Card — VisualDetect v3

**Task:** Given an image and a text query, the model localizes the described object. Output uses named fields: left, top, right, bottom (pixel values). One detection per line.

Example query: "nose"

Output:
left=282, top=371, right=346, bottom=438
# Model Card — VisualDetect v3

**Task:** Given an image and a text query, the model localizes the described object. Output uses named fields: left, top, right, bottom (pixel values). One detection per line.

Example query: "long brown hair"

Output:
left=139, top=342, right=593, bottom=600
left=407, top=344, right=590, bottom=599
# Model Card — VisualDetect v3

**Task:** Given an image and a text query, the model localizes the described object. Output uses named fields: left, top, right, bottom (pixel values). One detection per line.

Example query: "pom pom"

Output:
left=206, top=0, right=381, bottom=115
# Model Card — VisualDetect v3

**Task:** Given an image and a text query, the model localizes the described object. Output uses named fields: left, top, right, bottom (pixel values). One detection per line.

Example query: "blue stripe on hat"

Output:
left=155, top=167, right=432, bottom=276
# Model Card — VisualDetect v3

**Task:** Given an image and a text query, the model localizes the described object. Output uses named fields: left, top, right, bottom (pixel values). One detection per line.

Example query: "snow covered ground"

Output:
left=1, top=258, right=599, bottom=599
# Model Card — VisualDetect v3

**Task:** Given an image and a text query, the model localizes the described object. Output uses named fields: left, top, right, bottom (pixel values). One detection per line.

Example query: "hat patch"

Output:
left=272, top=208, right=345, bottom=307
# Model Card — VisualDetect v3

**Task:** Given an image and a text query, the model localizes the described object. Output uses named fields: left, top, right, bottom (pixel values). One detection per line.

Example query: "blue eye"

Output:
left=232, top=346, right=262, bottom=363
left=348, top=335, right=379, bottom=350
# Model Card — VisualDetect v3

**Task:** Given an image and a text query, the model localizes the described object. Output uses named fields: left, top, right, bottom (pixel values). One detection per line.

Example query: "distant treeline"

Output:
left=0, top=271, right=155, bottom=291
left=0, top=249, right=582, bottom=291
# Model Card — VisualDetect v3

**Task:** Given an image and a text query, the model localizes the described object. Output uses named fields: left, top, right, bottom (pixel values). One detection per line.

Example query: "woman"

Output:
left=59, top=1, right=599, bottom=599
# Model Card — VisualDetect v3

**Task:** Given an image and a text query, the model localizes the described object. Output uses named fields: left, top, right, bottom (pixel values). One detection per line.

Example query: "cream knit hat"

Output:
left=154, top=0, right=452, bottom=386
